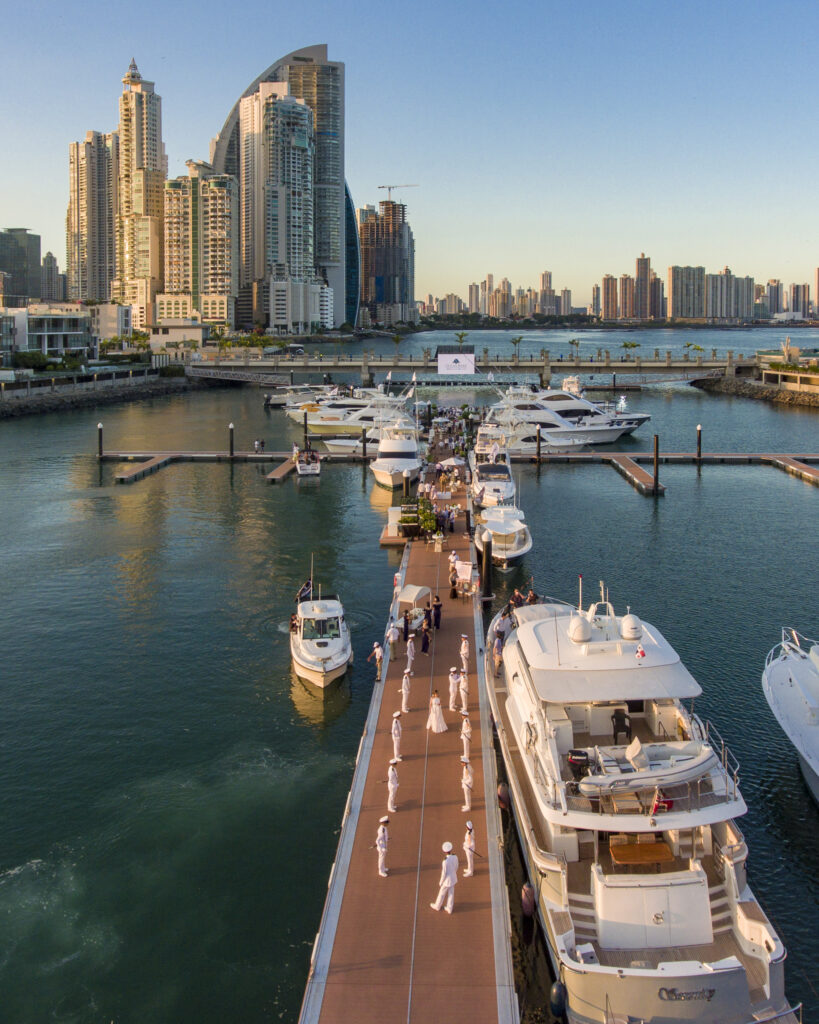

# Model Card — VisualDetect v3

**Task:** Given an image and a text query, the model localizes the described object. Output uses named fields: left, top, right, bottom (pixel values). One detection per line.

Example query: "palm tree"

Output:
left=392, top=333, right=402, bottom=361
left=454, top=331, right=468, bottom=350
left=511, top=335, right=523, bottom=361
left=569, top=338, right=580, bottom=360
left=621, top=340, right=640, bottom=359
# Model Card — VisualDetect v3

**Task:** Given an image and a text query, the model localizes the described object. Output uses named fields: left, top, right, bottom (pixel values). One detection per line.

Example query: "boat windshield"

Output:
left=302, top=616, right=341, bottom=640
left=477, top=464, right=511, bottom=480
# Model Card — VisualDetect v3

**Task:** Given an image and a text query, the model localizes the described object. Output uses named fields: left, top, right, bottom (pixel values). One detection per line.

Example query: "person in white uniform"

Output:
left=448, top=667, right=460, bottom=711
left=376, top=816, right=389, bottom=877
left=461, top=756, right=473, bottom=811
left=460, top=713, right=472, bottom=759
left=458, top=669, right=469, bottom=714
left=400, top=670, right=412, bottom=713
left=459, top=634, right=470, bottom=675
left=387, top=759, right=399, bottom=812
left=367, top=641, right=383, bottom=679
left=430, top=841, right=459, bottom=914
left=405, top=633, right=416, bottom=672
left=463, top=821, right=475, bottom=877
left=448, top=550, right=458, bottom=572
left=391, top=711, right=403, bottom=760
left=386, top=619, right=400, bottom=660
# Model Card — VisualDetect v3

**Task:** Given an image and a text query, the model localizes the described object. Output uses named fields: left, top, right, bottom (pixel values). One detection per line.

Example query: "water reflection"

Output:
left=289, top=670, right=352, bottom=728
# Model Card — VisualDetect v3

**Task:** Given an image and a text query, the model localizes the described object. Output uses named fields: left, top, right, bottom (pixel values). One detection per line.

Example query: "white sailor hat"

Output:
left=460, top=633, right=468, bottom=638
left=460, top=756, right=470, bottom=764
left=380, top=816, right=390, bottom=823
left=392, top=710, right=401, bottom=717
left=442, top=841, right=453, bottom=853
left=390, top=758, right=399, bottom=764
left=373, top=641, right=380, bottom=648
left=466, top=820, right=473, bottom=830
left=450, top=666, right=458, bottom=672
left=460, top=711, right=469, bottom=717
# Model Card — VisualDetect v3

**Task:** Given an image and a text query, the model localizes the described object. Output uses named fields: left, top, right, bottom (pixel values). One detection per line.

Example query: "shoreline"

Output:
left=691, top=375, right=819, bottom=408
left=0, top=377, right=222, bottom=420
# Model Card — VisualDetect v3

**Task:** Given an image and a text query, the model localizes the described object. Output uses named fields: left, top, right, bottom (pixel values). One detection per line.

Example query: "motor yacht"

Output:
left=369, top=424, right=423, bottom=489
left=290, top=581, right=352, bottom=688
left=294, top=448, right=321, bottom=476
left=762, top=628, right=819, bottom=804
left=484, top=587, right=798, bottom=1024
left=469, top=424, right=516, bottom=506
left=474, top=505, right=533, bottom=569
left=489, top=385, right=632, bottom=445
left=482, top=410, right=589, bottom=456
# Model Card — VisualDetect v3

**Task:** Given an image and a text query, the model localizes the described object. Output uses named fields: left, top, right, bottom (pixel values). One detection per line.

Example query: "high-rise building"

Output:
left=649, top=271, right=665, bottom=319
left=634, top=252, right=651, bottom=319
left=41, top=252, right=65, bottom=300
left=705, top=267, right=754, bottom=320
left=156, top=160, right=239, bottom=329
left=66, top=130, right=118, bottom=301
left=211, top=46, right=346, bottom=328
left=814, top=269, right=819, bottom=317
left=0, top=228, right=41, bottom=305
left=767, top=279, right=783, bottom=315
left=468, top=283, right=480, bottom=314
left=540, top=271, right=552, bottom=291
left=601, top=274, right=618, bottom=320
left=591, top=284, right=601, bottom=317
left=110, top=60, right=167, bottom=328
left=619, top=274, right=635, bottom=319
left=560, top=288, right=572, bottom=315
left=667, top=266, right=705, bottom=319
left=789, top=283, right=810, bottom=318
left=358, top=200, right=415, bottom=324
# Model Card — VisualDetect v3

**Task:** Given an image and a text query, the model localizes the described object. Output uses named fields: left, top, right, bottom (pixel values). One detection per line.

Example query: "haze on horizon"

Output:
left=3, top=0, right=817, bottom=306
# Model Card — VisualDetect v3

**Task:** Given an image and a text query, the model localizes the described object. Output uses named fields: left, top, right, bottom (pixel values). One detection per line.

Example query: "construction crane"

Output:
left=378, top=184, right=419, bottom=201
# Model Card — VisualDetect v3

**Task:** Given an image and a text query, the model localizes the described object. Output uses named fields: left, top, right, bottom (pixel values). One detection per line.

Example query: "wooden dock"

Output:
left=299, top=486, right=518, bottom=1024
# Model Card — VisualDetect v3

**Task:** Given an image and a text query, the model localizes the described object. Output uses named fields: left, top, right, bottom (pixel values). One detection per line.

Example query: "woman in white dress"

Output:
left=426, top=689, right=448, bottom=733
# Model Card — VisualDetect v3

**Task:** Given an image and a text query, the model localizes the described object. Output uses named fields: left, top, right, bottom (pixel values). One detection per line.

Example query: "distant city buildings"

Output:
left=358, top=200, right=416, bottom=326
left=0, top=228, right=41, bottom=306
left=66, top=130, right=118, bottom=302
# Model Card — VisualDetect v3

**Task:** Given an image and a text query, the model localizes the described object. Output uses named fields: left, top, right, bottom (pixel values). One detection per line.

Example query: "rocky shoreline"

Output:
left=691, top=375, right=819, bottom=408
left=0, top=378, right=221, bottom=419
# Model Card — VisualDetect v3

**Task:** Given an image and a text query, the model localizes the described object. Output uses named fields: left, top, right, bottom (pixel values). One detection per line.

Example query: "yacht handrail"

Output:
left=750, top=1004, right=802, bottom=1024
left=700, top=718, right=741, bottom=797
left=765, top=627, right=818, bottom=668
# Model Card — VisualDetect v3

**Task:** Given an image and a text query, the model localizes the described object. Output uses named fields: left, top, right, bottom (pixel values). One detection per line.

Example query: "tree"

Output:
left=621, top=340, right=640, bottom=358
left=569, top=338, right=580, bottom=360
left=392, top=333, right=402, bottom=360
left=454, top=331, right=468, bottom=350
left=511, top=335, right=523, bottom=360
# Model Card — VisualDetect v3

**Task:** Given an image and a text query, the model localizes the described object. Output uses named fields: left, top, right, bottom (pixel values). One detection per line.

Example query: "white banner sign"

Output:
left=437, top=353, right=475, bottom=375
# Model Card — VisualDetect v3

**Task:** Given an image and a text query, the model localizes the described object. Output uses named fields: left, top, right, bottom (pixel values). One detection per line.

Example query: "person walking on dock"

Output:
left=461, top=756, right=473, bottom=812
left=426, top=690, right=447, bottom=733
left=448, top=549, right=458, bottom=572
left=463, top=821, right=475, bottom=877
left=430, top=841, right=459, bottom=914
left=448, top=667, right=460, bottom=711
left=391, top=711, right=403, bottom=761
left=460, top=713, right=472, bottom=759
left=459, top=668, right=469, bottom=714
left=449, top=567, right=458, bottom=601
left=376, top=817, right=389, bottom=877
left=459, top=634, right=470, bottom=676
left=421, top=621, right=431, bottom=656
left=400, top=670, right=412, bottom=713
left=432, top=594, right=442, bottom=630
left=386, top=618, right=400, bottom=660
left=402, top=610, right=411, bottom=643
left=423, top=603, right=432, bottom=630
left=368, top=641, right=384, bottom=679
left=406, top=632, right=416, bottom=672
left=387, top=759, right=399, bottom=812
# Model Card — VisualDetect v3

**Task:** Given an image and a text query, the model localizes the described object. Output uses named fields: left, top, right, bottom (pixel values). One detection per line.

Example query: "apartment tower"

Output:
left=66, top=130, right=118, bottom=301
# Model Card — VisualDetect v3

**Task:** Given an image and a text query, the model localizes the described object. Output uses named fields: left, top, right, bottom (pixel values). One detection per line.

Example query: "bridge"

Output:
left=185, top=347, right=753, bottom=388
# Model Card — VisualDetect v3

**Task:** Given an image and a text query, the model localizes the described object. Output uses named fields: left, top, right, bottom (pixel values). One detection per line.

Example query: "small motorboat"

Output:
left=474, top=505, right=532, bottom=569
left=289, top=578, right=353, bottom=688
left=295, top=448, right=321, bottom=476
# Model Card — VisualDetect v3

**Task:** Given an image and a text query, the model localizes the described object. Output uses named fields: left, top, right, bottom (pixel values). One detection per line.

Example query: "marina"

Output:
left=0, top=365, right=817, bottom=1022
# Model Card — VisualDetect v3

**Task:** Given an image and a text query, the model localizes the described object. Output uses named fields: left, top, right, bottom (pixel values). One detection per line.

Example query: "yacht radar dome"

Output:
left=620, top=612, right=643, bottom=640
left=568, top=614, right=592, bottom=643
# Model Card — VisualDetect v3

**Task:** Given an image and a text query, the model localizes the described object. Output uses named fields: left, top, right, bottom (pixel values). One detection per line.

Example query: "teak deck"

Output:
left=299, top=483, right=518, bottom=1024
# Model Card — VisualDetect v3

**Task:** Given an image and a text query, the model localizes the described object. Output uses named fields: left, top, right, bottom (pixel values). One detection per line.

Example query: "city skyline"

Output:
left=4, top=0, right=819, bottom=302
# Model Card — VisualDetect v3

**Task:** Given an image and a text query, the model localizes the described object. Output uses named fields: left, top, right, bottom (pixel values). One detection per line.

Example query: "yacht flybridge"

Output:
left=369, top=423, right=422, bottom=489
left=485, top=588, right=797, bottom=1024
left=474, top=505, right=532, bottom=569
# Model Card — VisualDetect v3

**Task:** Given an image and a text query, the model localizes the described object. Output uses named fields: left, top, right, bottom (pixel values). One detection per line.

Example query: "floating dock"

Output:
left=299, top=480, right=518, bottom=1024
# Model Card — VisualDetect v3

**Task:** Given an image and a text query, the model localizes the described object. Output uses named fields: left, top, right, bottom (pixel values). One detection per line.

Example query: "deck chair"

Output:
left=612, top=708, right=632, bottom=743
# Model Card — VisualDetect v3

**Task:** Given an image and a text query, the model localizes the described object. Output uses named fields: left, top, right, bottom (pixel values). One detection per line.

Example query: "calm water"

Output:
left=0, top=339, right=817, bottom=1021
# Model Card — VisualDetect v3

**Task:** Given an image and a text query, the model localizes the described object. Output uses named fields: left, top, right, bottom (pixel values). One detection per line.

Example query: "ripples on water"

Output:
left=0, top=360, right=817, bottom=1021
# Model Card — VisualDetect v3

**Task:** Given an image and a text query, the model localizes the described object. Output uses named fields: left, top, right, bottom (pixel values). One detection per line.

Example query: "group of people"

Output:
left=374, top=570, right=477, bottom=914
left=253, top=437, right=266, bottom=453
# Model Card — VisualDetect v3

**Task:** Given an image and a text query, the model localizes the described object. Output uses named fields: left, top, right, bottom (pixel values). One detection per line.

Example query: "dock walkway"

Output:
left=299, top=484, right=518, bottom=1024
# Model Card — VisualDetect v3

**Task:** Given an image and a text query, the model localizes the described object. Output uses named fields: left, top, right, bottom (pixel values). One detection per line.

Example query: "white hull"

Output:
left=371, top=462, right=422, bottom=489
left=290, top=649, right=351, bottom=688
left=474, top=527, right=532, bottom=567
left=295, top=462, right=321, bottom=476
left=798, top=753, right=819, bottom=804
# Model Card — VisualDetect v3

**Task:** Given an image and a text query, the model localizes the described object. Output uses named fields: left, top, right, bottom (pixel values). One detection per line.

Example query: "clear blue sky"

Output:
left=3, top=0, right=817, bottom=303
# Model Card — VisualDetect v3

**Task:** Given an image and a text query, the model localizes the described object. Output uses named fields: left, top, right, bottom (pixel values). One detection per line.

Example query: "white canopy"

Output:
left=441, top=456, right=465, bottom=467
left=396, top=584, right=431, bottom=606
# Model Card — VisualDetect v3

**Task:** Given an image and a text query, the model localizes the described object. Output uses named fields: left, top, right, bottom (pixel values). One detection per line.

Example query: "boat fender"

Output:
left=524, top=721, right=537, bottom=750
left=521, top=882, right=535, bottom=917
left=549, top=981, right=567, bottom=1018
left=497, top=782, right=510, bottom=810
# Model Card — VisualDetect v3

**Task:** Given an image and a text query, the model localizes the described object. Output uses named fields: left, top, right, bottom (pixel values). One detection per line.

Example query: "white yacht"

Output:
left=485, top=589, right=798, bottom=1024
left=469, top=425, right=516, bottom=506
left=290, top=582, right=352, bottom=688
left=369, top=424, right=423, bottom=489
left=481, top=411, right=589, bottom=456
left=560, top=376, right=650, bottom=435
left=294, top=449, right=321, bottom=476
left=490, top=386, right=630, bottom=445
left=762, top=628, right=819, bottom=804
left=474, top=505, right=533, bottom=569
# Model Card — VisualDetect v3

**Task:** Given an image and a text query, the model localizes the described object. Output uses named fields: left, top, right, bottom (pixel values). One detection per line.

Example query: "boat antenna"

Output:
left=599, top=580, right=604, bottom=603
left=578, top=574, right=583, bottom=611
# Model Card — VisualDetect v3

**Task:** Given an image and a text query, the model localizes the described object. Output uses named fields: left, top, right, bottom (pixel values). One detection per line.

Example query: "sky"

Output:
left=3, top=0, right=818, bottom=305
